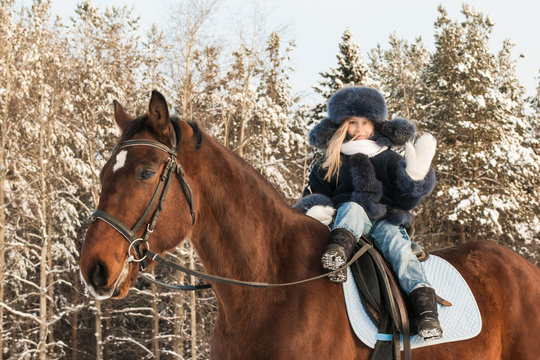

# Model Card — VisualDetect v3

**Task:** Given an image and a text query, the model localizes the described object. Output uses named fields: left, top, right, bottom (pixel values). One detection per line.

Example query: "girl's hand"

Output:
left=405, top=134, right=437, bottom=180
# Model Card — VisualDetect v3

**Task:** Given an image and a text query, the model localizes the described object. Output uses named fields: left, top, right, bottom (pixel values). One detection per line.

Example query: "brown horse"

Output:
left=80, top=91, right=540, bottom=359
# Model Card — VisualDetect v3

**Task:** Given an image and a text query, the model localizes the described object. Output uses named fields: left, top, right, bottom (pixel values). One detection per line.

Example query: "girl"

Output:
left=301, top=86, right=442, bottom=340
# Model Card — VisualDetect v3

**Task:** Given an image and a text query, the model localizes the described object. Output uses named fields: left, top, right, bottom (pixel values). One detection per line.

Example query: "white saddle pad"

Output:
left=342, top=254, right=482, bottom=350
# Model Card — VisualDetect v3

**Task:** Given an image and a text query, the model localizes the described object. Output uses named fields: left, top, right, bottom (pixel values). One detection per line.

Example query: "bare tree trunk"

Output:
left=190, top=243, right=197, bottom=360
left=151, top=268, right=160, bottom=360
left=174, top=244, right=186, bottom=358
left=38, top=94, right=49, bottom=360
left=174, top=278, right=185, bottom=358
left=95, top=300, right=103, bottom=360
left=47, top=222, right=54, bottom=345
left=0, top=47, right=12, bottom=360
left=237, top=68, right=252, bottom=157
left=301, top=143, right=308, bottom=192
left=103, top=303, right=111, bottom=360
left=400, top=69, right=411, bottom=119
left=36, top=40, right=56, bottom=355
left=222, top=113, right=231, bottom=148
left=260, top=118, right=267, bottom=165
left=71, top=271, right=79, bottom=360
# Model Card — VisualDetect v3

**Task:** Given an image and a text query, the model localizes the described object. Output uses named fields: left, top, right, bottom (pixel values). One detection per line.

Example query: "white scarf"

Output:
left=340, top=140, right=388, bottom=158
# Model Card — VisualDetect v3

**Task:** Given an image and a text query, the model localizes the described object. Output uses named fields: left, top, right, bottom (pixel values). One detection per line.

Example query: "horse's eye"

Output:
left=137, top=169, right=156, bottom=180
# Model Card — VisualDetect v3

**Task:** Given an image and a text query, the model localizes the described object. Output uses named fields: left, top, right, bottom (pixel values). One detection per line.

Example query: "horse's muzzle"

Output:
left=80, top=258, right=132, bottom=299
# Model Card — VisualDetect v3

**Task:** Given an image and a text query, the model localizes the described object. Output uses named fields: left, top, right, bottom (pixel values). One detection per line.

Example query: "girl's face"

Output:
left=346, top=116, right=374, bottom=140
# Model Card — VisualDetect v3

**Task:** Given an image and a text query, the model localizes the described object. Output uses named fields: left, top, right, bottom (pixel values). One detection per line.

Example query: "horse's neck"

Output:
left=187, top=135, right=328, bottom=321
left=191, top=136, right=311, bottom=274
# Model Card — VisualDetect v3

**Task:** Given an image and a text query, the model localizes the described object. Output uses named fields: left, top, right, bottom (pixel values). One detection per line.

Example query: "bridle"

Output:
left=90, top=121, right=372, bottom=291
left=91, top=124, right=196, bottom=272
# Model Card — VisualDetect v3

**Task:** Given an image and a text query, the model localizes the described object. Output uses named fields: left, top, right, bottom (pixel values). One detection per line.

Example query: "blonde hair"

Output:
left=321, top=120, right=350, bottom=182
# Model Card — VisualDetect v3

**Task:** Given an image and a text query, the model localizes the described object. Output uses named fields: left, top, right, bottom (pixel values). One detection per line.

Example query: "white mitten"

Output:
left=306, top=205, right=335, bottom=226
left=405, top=134, right=437, bottom=181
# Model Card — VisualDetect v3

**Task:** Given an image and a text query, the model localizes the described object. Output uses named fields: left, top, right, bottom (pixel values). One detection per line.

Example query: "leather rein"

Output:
left=91, top=123, right=372, bottom=291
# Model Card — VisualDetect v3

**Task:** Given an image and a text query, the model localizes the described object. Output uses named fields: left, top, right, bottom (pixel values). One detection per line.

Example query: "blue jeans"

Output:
left=332, top=202, right=430, bottom=294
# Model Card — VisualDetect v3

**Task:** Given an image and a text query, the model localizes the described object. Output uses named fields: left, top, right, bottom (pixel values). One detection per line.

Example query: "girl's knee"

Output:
left=340, top=201, right=369, bottom=218
left=334, top=202, right=372, bottom=237
left=370, top=221, right=411, bottom=247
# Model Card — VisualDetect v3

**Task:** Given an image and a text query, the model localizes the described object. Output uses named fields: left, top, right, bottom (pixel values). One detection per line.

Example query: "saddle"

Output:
left=350, top=236, right=429, bottom=360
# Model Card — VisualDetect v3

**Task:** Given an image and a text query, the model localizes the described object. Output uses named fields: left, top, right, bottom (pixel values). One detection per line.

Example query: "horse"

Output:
left=79, top=91, right=540, bottom=359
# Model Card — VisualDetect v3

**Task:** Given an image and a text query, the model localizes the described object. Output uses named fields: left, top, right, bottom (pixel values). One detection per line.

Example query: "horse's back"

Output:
left=432, top=241, right=540, bottom=359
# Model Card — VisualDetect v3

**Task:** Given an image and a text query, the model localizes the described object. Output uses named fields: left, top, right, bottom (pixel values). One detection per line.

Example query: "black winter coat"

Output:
left=298, top=117, right=436, bottom=228
left=303, top=149, right=435, bottom=227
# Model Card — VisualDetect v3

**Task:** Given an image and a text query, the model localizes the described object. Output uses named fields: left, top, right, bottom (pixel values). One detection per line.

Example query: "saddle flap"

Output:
left=350, top=245, right=383, bottom=326
left=350, top=239, right=411, bottom=331
left=343, top=254, right=482, bottom=351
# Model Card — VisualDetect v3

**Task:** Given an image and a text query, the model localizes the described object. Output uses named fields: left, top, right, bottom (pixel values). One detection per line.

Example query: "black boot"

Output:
left=409, top=287, right=443, bottom=340
left=321, top=228, right=357, bottom=283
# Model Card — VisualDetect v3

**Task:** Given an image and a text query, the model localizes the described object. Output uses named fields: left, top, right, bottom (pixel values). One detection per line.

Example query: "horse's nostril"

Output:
left=91, top=262, right=108, bottom=289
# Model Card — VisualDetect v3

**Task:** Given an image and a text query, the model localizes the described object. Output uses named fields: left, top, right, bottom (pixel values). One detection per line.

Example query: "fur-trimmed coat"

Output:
left=297, top=117, right=436, bottom=228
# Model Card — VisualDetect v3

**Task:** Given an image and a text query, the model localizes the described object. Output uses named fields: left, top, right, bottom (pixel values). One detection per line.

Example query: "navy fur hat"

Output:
left=328, top=86, right=387, bottom=126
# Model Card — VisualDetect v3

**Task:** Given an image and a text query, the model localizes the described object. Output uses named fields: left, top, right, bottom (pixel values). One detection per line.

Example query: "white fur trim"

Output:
left=306, top=205, right=336, bottom=226
left=113, top=150, right=128, bottom=173
left=405, top=134, right=436, bottom=180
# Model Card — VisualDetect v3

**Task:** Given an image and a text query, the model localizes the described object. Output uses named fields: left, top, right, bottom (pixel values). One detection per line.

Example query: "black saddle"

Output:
left=349, top=237, right=429, bottom=360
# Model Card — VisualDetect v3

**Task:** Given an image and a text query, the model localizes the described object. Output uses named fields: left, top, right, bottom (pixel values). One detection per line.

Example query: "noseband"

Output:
left=91, top=125, right=195, bottom=271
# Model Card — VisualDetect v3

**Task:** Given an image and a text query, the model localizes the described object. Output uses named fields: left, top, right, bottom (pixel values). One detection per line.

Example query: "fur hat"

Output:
left=328, top=86, right=387, bottom=126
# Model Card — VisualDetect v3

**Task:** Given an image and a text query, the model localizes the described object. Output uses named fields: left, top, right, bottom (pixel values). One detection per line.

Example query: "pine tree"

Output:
left=490, top=40, right=540, bottom=260
left=193, top=44, right=223, bottom=132
left=369, top=35, right=429, bottom=121
left=419, top=5, right=540, bottom=262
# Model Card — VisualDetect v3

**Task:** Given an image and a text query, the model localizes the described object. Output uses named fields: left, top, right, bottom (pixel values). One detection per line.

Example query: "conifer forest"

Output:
left=0, top=0, right=538, bottom=359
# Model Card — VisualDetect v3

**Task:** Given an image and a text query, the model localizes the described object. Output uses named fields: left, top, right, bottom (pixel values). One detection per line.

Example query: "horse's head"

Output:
left=80, top=91, right=197, bottom=299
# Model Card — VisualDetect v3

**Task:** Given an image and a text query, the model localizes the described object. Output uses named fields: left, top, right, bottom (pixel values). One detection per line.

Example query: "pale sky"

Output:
left=41, top=0, right=540, bottom=102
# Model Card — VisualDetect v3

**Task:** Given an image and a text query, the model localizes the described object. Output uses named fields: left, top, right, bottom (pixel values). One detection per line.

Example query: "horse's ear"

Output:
left=113, top=100, right=133, bottom=132
left=148, top=90, right=170, bottom=135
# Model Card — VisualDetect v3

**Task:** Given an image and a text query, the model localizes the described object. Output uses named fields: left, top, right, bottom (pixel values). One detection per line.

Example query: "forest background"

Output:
left=0, top=0, right=538, bottom=359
